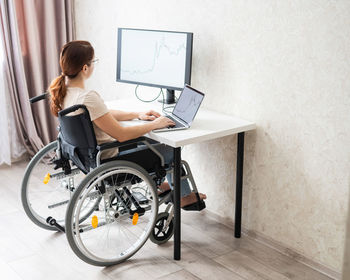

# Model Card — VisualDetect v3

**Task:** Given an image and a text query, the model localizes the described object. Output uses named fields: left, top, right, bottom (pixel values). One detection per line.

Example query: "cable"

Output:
left=160, top=88, right=176, bottom=114
left=134, top=85, right=161, bottom=103
left=134, top=85, right=177, bottom=114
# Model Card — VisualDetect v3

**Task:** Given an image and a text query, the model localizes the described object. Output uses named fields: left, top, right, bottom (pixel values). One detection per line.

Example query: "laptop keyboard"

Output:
left=166, top=115, right=186, bottom=128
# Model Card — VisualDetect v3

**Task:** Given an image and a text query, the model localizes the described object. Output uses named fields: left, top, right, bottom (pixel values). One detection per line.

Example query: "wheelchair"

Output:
left=21, top=95, right=205, bottom=266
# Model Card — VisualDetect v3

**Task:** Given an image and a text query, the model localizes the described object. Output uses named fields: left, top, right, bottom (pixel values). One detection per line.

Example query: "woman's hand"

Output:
left=152, top=116, right=175, bottom=129
left=138, top=110, right=161, bottom=121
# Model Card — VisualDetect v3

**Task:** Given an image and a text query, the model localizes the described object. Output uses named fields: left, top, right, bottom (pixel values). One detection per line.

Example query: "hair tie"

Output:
left=61, top=72, right=65, bottom=77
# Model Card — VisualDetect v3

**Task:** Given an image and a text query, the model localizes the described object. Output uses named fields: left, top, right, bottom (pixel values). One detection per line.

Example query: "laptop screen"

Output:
left=172, top=86, right=204, bottom=124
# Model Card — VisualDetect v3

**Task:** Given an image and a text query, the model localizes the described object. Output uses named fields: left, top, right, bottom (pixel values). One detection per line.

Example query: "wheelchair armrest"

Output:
left=29, top=92, right=49, bottom=104
left=96, top=137, right=147, bottom=152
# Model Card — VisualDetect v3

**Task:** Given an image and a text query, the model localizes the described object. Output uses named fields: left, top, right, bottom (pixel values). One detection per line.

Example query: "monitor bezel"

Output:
left=116, top=27, right=193, bottom=91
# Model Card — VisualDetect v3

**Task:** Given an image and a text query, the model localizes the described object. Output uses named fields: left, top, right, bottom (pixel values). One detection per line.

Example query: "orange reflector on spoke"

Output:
left=91, top=215, right=98, bottom=228
left=43, top=173, right=51, bottom=184
left=132, top=213, right=139, bottom=225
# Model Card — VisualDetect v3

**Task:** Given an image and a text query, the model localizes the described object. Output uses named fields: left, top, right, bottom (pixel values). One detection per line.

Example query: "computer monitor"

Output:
left=116, top=28, right=193, bottom=104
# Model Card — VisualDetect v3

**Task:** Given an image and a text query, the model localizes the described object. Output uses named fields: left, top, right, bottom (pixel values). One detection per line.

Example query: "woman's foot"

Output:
left=180, top=192, right=207, bottom=208
left=158, top=182, right=207, bottom=207
left=158, top=182, right=171, bottom=195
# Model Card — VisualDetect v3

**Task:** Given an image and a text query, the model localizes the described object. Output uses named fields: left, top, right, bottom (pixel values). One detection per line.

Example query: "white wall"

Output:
left=74, top=0, right=350, bottom=272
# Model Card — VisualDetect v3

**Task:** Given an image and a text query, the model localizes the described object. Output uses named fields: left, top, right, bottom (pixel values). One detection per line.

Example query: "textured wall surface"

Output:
left=74, top=0, right=350, bottom=272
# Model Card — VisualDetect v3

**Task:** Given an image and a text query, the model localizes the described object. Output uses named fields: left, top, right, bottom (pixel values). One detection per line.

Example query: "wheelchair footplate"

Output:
left=112, top=187, right=150, bottom=219
left=182, top=192, right=206, bottom=212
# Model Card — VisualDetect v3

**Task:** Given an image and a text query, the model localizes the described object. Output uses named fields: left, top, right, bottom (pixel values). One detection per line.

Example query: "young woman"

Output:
left=49, top=40, right=206, bottom=207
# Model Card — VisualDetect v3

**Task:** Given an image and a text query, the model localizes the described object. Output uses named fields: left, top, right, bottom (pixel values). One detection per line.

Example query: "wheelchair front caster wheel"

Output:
left=150, top=212, right=174, bottom=245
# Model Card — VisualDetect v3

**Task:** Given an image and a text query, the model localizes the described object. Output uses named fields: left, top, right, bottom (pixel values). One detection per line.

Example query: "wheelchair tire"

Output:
left=149, top=212, right=174, bottom=245
left=21, top=141, right=99, bottom=231
left=65, top=160, right=158, bottom=266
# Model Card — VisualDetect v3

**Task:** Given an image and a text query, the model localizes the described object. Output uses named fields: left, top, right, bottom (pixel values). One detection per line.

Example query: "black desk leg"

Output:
left=235, top=132, right=245, bottom=238
left=174, top=147, right=181, bottom=260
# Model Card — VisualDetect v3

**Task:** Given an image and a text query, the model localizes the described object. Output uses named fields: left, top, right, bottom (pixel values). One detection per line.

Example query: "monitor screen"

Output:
left=117, top=28, right=193, bottom=91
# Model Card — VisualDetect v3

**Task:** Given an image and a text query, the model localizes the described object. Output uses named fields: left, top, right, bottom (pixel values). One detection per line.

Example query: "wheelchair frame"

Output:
left=21, top=92, right=205, bottom=266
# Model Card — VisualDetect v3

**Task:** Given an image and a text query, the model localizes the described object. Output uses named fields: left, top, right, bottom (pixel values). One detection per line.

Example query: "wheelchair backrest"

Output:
left=58, top=105, right=97, bottom=174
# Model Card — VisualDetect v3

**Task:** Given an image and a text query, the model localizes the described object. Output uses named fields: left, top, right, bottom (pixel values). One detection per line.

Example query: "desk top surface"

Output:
left=106, top=99, right=256, bottom=148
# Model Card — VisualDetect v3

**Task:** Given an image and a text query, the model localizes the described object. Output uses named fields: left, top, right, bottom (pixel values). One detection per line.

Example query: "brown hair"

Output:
left=49, top=40, right=94, bottom=116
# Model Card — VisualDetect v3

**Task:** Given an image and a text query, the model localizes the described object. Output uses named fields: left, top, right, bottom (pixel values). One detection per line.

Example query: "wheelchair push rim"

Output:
left=65, top=160, right=158, bottom=266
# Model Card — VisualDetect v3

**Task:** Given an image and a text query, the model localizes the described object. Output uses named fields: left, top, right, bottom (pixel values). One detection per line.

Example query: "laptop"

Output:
left=153, top=85, right=205, bottom=132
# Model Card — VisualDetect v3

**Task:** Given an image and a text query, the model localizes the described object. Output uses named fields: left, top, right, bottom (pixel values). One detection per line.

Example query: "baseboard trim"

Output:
left=0, top=153, right=29, bottom=167
left=11, top=152, right=29, bottom=163
left=201, top=210, right=341, bottom=280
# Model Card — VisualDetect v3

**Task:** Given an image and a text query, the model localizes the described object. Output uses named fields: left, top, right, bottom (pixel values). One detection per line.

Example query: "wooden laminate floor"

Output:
left=0, top=161, right=334, bottom=280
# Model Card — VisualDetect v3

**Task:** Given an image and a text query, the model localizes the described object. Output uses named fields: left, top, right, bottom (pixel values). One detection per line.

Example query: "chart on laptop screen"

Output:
left=120, top=30, right=187, bottom=88
left=173, top=87, right=204, bottom=124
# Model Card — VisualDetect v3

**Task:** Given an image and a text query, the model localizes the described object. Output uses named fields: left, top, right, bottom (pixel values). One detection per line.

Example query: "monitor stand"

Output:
left=158, top=89, right=176, bottom=104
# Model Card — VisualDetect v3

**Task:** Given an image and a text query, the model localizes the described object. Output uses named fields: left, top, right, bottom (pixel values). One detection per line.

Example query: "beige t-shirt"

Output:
left=62, top=87, right=118, bottom=159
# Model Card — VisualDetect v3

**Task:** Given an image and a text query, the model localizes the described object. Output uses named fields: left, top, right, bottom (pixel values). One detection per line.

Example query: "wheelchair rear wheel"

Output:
left=65, top=160, right=158, bottom=266
left=21, top=141, right=96, bottom=231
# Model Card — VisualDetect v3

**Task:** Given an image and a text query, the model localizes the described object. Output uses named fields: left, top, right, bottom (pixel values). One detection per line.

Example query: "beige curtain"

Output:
left=0, top=0, right=73, bottom=156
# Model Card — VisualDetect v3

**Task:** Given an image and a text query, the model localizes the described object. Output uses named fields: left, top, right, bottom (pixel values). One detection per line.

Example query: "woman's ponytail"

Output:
left=48, top=40, right=94, bottom=117
left=49, top=74, right=66, bottom=117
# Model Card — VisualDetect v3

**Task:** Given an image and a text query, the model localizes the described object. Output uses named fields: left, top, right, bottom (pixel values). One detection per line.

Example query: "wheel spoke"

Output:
left=22, top=141, right=87, bottom=230
left=65, top=163, right=158, bottom=266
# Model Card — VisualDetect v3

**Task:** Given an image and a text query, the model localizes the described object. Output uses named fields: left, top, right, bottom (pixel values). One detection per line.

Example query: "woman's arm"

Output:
left=110, top=109, right=161, bottom=121
left=110, top=110, right=138, bottom=121
left=93, top=112, right=174, bottom=142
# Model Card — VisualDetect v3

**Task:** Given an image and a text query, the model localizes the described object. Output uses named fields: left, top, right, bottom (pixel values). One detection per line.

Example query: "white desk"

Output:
left=106, top=99, right=256, bottom=260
